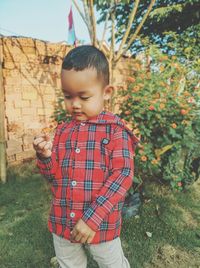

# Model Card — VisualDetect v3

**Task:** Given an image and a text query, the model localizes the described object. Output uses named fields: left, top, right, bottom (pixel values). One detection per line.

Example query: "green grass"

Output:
left=0, top=161, right=200, bottom=268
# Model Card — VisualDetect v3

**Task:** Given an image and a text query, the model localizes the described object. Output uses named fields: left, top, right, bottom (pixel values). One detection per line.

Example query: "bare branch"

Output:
left=116, top=0, right=140, bottom=60
left=116, top=0, right=156, bottom=62
left=88, top=0, right=97, bottom=46
left=83, top=0, right=93, bottom=42
left=72, top=0, right=86, bottom=24
left=109, top=8, right=115, bottom=66
left=71, top=1, right=88, bottom=29
left=99, top=10, right=110, bottom=50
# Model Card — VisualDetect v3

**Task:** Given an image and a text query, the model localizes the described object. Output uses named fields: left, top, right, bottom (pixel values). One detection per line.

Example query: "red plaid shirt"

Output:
left=36, top=110, right=140, bottom=244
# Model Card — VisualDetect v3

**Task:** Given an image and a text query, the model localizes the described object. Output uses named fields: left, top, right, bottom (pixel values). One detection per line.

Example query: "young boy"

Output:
left=33, top=45, right=139, bottom=268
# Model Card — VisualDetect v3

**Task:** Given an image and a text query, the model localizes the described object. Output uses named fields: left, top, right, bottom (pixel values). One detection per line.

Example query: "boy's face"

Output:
left=61, top=68, right=113, bottom=121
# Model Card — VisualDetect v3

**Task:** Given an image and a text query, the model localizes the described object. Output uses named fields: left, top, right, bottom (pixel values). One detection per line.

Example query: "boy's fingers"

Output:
left=43, top=142, right=52, bottom=151
left=86, top=234, right=95, bottom=244
left=80, top=235, right=88, bottom=244
left=34, top=141, right=51, bottom=154
left=45, top=134, right=51, bottom=141
left=33, top=134, right=51, bottom=143
left=33, top=137, right=45, bottom=145
left=34, top=134, right=46, bottom=140
left=36, top=141, right=47, bottom=150
left=74, top=232, right=83, bottom=242
left=70, top=229, right=78, bottom=239
left=86, top=238, right=92, bottom=244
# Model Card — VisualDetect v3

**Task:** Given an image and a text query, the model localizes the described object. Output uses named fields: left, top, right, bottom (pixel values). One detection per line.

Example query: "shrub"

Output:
left=118, top=45, right=200, bottom=191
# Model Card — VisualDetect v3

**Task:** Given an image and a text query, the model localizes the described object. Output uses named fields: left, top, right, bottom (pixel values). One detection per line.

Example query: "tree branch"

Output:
left=88, top=0, right=97, bottom=46
left=116, top=0, right=140, bottom=60
left=115, top=0, right=156, bottom=62
left=83, top=0, right=93, bottom=42
left=72, top=1, right=88, bottom=29
left=109, top=6, right=115, bottom=67
left=99, top=8, right=110, bottom=50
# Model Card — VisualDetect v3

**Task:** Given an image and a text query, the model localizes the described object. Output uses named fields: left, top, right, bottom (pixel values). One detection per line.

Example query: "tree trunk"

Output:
left=109, top=61, right=117, bottom=113
left=0, top=43, right=6, bottom=183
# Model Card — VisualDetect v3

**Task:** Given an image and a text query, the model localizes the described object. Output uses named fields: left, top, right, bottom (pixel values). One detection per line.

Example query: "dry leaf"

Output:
left=146, top=231, right=152, bottom=238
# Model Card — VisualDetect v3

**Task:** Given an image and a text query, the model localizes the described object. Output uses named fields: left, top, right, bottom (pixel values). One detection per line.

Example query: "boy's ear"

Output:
left=103, top=85, right=114, bottom=100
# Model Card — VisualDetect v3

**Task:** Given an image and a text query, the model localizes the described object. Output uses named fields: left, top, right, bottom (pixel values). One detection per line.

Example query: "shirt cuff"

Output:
left=36, top=152, right=52, bottom=164
left=81, top=203, right=107, bottom=232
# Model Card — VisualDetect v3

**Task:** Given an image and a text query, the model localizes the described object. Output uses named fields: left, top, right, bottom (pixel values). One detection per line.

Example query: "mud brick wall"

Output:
left=1, top=36, right=135, bottom=165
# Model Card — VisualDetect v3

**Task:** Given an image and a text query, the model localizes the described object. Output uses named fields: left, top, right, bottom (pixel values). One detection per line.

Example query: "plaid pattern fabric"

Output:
left=36, top=110, right=140, bottom=244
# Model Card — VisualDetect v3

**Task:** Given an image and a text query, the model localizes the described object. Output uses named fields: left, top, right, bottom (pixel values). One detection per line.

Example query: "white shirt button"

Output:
left=75, top=148, right=80, bottom=153
left=70, top=212, right=75, bottom=218
left=80, top=122, right=85, bottom=126
left=71, top=180, right=77, bottom=186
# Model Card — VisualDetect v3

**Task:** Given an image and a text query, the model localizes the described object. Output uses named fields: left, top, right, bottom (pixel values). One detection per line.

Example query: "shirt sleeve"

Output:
left=81, top=125, right=138, bottom=231
left=35, top=123, right=63, bottom=182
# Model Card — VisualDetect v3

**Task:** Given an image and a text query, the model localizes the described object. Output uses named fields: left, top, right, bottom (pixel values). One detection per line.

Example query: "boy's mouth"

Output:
left=73, top=112, right=84, bottom=116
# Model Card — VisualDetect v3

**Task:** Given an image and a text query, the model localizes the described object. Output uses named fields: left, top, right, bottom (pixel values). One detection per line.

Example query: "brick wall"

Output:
left=1, top=36, right=135, bottom=165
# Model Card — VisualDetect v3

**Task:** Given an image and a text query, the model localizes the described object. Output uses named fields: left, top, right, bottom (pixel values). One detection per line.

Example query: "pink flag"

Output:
left=68, top=7, right=77, bottom=46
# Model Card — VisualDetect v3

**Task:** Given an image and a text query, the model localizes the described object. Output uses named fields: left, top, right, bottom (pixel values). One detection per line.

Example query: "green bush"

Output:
left=118, top=45, right=200, bottom=191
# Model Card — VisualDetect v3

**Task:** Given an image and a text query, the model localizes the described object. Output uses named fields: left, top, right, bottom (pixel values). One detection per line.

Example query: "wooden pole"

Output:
left=0, top=38, right=7, bottom=183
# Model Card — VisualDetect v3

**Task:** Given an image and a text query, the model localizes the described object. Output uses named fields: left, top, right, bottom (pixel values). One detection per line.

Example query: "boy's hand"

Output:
left=71, top=219, right=96, bottom=244
left=32, top=133, right=52, bottom=158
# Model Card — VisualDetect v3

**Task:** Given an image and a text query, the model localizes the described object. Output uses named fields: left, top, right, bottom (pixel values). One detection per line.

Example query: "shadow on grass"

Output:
left=121, top=180, right=200, bottom=268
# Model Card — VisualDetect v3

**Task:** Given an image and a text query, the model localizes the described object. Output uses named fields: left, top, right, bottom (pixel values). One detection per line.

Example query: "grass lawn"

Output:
left=0, top=160, right=200, bottom=268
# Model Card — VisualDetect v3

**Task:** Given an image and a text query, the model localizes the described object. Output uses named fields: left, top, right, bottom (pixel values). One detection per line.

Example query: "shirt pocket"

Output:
left=100, top=137, right=113, bottom=177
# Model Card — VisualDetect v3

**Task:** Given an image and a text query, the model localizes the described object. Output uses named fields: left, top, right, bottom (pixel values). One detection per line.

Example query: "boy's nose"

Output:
left=72, top=99, right=81, bottom=109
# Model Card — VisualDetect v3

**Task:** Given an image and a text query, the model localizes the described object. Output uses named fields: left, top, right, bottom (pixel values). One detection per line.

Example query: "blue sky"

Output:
left=0, top=0, right=106, bottom=44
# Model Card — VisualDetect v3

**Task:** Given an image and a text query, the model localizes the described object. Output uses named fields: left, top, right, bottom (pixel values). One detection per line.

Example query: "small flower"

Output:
left=180, top=109, right=188, bottom=115
left=187, top=97, right=195, bottom=104
left=149, top=105, right=155, bottom=111
left=177, top=182, right=182, bottom=187
left=124, top=110, right=131, bottom=115
left=172, top=63, right=180, bottom=69
left=159, top=103, right=165, bottom=109
left=151, top=159, right=158, bottom=165
left=171, top=123, right=177, bottom=129
left=139, top=149, right=144, bottom=155
left=134, top=63, right=141, bottom=71
left=159, top=66, right=165, bottom=72
left=183, top=91, right=190, bottom=96
left=141, top=155, right=147, bottom=162
left=127, top=76, right=136, bottom=83
left=133, top=86, right=140, bottom=92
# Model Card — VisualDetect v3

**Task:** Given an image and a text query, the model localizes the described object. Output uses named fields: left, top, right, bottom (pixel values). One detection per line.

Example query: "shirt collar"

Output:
left=71, top=109, right=140, bottom=146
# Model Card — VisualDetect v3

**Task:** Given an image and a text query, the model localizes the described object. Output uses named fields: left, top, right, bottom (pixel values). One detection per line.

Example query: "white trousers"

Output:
left=52, top=233, right=131, bottom=268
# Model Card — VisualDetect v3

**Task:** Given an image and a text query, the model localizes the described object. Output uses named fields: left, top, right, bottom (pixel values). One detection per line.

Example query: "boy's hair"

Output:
left=62, top=45, right=109, bottom=87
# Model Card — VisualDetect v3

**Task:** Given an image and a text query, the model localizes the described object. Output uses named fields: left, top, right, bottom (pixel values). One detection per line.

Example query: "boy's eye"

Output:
left=80, top=96, right=90, bottom=100
left=64, top=95, right=91, bottom=100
